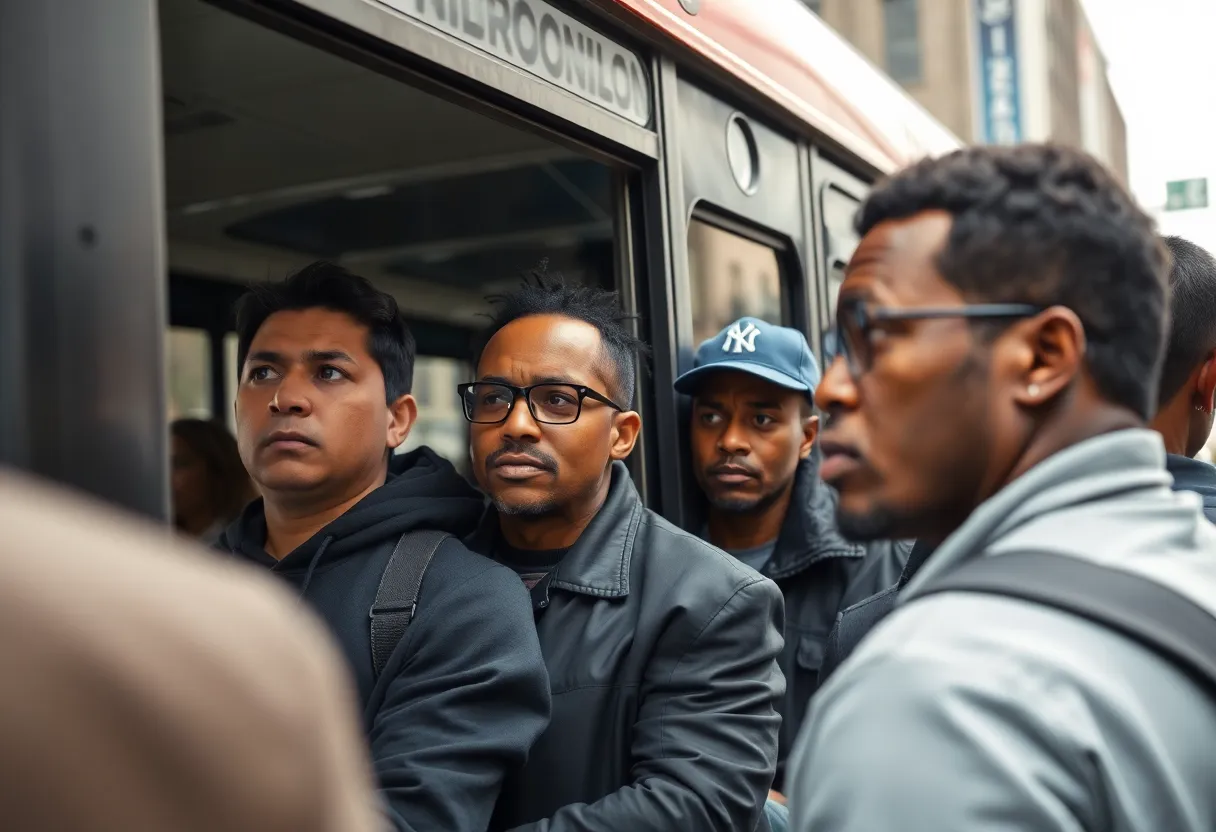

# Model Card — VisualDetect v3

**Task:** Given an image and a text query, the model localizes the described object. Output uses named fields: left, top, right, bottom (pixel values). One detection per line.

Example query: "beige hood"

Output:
left=0, top=468, right=382, bottom=832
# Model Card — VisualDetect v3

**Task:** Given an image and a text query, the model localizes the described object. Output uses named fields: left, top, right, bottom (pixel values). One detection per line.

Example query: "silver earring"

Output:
left=1196, top=405, right=1207, bottom=414
left=1027, top=384, right=1040, bottom=397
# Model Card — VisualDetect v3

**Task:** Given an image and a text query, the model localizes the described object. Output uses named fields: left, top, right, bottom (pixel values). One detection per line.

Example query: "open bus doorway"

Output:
left=160, top=0, right=624, bottom=480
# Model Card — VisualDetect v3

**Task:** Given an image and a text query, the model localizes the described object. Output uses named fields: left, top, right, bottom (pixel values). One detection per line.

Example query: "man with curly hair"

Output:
left=787, top=145, right=1216, bottom=831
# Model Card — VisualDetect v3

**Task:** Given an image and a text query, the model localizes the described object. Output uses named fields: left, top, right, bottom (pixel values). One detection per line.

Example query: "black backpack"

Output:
left=369, top=530, right=450, bottom=679
left=908, top=551, right=1216, bottom=694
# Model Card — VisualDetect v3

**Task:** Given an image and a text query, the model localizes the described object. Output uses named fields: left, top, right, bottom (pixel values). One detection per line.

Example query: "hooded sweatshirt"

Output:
left=789, top=429, right=1216, bottom=831
left=219, top=447, right=551, bottom=832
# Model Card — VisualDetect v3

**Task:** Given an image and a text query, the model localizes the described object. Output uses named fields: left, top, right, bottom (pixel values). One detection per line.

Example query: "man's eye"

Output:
left=698, top=412, right=722, bottom=425
left=248, top=366, right=276, bottom=382
left=754, top=414, right=774, bottom=427
left=318, top=366, right=346, bottom=382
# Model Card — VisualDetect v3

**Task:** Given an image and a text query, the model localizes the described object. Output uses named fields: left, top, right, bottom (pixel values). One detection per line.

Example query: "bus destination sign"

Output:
left=384, top=0, right=653, bottom=128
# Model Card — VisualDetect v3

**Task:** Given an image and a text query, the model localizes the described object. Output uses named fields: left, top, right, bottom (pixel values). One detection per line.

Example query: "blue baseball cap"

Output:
left=673, top=317, right=821, bottom=396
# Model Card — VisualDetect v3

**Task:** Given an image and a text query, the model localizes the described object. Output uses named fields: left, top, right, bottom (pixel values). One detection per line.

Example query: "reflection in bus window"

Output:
left=821, top=186, right=862, bottom=317
left=687, top=218, right=783, bottom=345
left=167, top=327, right=212, bottom=421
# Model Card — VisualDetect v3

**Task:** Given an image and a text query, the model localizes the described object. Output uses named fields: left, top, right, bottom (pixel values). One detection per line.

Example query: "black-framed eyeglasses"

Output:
left=457, top=381, right=624, bottom=425
left=822, top=298, right=1043, bottom=377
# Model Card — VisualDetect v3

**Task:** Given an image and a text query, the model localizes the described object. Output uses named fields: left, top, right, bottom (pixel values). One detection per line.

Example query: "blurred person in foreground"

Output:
left=1151, top=235, right=1216, bottom=520
left=464, top=277, right=785, bottom=831
left=788, top=145, right=1216, bottom=831
left=171, top=418, right=257, bottom=543
left=673, top=317, right=909, bottom=815
left=219, top=262, right=550, bottom=832
left=0, top=467, right=379, bottom=832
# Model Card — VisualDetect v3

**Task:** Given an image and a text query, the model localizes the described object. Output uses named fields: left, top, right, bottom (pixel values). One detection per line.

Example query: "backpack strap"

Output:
left=914, top=552, right=1216, bottom=695
left=370, top=530, right=450, bottom=679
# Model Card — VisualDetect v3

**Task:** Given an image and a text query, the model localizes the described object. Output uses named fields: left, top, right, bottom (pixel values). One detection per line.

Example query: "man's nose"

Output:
left=269, top=371, right=313, bottom=416
left=717, top=418, right=751, bottom=455
left=815, top=355, right=859, bottom=414
left=501, top=393, right=542, bottom=441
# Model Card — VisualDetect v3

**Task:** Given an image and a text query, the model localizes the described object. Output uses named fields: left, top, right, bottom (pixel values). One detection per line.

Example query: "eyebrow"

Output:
left=247, top=349, right=356, bottom=365
left=836, top=289, right=875, bottom=307
left=479, top=374, right=585, bottom=387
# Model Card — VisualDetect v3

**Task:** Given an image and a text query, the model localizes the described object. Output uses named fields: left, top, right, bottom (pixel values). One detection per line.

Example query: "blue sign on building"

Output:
left=975, top=0, right=1023, bottom=144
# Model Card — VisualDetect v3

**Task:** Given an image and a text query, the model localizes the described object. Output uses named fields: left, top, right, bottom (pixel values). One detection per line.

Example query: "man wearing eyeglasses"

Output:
left=787, top=146, right=1216, bottom=831
left=463, top=276, right=785, bottom=832
left=673, top=317, right=910, bottom=808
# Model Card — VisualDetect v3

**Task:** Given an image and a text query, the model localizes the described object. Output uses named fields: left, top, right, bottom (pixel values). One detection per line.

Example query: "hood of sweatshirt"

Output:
left=219, top=446, right=485, bottom=591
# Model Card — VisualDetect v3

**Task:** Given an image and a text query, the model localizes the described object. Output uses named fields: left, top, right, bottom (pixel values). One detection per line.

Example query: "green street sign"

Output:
left=1166, top=178, right=1209, bottom=211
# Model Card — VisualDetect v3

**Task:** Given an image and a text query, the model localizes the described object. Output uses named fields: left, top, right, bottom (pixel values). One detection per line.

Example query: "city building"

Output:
left=808, top=0, right=1128, bottom=182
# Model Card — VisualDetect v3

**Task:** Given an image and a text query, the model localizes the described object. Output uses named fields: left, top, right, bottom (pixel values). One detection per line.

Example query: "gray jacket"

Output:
left=788, top=429, right=1216, bottom=831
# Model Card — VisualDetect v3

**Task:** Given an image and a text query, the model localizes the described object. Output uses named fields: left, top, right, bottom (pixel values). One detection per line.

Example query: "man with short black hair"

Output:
left=1152, top=235, right=1216, bottom=520
left=817, top=237, right=1216, bottom=688
left=788, top=145, right=1216, bottom=830
left=219, top=261, right=551, bottom=832
left=674, top=317, right=908, bottom=801
left=464, top=277, right=785, bottom=832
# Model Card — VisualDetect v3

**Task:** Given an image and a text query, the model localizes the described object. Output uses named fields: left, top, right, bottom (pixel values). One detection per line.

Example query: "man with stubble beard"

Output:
left=463, top=277, right=785, bottom=832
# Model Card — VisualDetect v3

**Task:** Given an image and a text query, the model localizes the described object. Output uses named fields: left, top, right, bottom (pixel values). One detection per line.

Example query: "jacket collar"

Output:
left=469, top=461, right=642, bottom=599
left=766, top=450, right=866, bottom=580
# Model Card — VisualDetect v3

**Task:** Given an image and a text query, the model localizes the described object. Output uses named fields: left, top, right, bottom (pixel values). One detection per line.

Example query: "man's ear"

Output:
left=386, top=394, right=418, bottom=450
left=1195, top=352, right=1216, bottom=414
left=799, top=411, right=819, bottom=460
left=1008, top=306, right=1087, bottom=408
left=609, top=410, right=643, bottom=461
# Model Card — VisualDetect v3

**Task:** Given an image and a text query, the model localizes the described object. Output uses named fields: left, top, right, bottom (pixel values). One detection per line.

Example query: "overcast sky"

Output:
left=1081, top=0, right=1216, bottom=250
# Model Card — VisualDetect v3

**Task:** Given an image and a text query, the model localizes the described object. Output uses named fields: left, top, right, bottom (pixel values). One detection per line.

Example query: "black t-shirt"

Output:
left=496, top=540, right=569, bottom=592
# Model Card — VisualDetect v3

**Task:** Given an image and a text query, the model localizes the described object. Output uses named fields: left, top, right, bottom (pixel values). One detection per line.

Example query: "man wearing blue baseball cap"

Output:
left=674, top=317, right=911, bottom=803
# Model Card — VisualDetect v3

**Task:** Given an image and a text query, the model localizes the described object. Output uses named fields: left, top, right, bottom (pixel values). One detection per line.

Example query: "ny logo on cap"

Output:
left=722, top=321, right=761, bottom=354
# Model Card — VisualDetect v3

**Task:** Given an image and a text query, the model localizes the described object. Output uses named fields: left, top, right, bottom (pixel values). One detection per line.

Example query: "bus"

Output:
left=0, top=0, right=960, bottom=525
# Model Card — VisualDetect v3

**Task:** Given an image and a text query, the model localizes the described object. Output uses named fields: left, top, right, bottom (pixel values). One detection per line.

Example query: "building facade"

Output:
left=810, top=0, right=1128, bottom=182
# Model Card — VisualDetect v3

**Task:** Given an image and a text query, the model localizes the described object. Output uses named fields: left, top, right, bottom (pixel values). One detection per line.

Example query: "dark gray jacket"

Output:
left=470, top=462, right=785, bottom=832
left=1167, top=453, right=1216, bottom=523
left=751, top=454, right=910, bottom=789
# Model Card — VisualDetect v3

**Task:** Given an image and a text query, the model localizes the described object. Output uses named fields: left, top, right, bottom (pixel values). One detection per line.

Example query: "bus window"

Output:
left=166, top=327, right=212, bottom=421
left=224, top=332, right=239, bottom=434
left=821, top=185, right=862, bottom=317
left=399, top=356, right=471, bottom=476
left=687, top=217, right=784, bottom=345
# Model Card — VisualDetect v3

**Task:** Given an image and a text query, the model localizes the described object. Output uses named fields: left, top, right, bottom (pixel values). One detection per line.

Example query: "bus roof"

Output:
left=613, top=0, right=963, bottom=175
